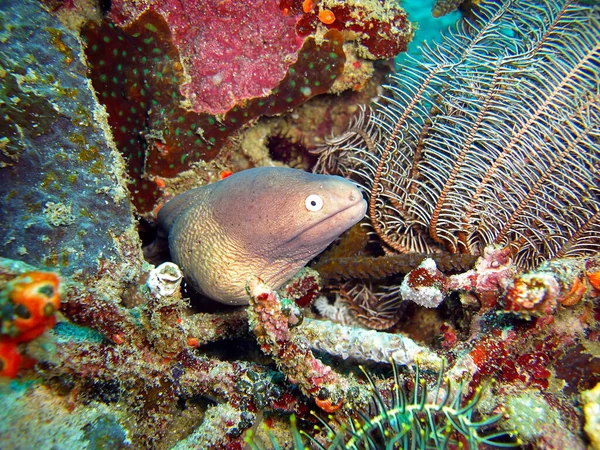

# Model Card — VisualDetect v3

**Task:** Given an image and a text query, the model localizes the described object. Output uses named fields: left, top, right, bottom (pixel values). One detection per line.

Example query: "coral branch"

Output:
left=399, top=246, right=516, bottom=309
left=246, top=277, right=345, bottom=410
left=297, top=318, right=443, bottom=371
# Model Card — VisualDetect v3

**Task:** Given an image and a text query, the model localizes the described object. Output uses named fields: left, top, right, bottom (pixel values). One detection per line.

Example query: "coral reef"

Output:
left=1, top=0, right=599, bottom=449
left=83, top=8, right=350, bottom=213
left=285, top=0, right=414, bottom=59
left=110, top=0, right=304, bottom=116
left=399, top=246, right=515, bottom=309
left=70, top=0, right=416, bottom=216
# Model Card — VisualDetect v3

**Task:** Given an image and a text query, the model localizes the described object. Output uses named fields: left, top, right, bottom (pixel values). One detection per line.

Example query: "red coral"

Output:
left=0, top=340, right=20, bottom=378
left=280, top=268, right=321, bottom=307
left=284, top=0, right=412, bottom=59
left=504, top=272, right=560, bottom=317
left=0, top=272, right=61, bottom=378
left=469, top=330, right=511, bottom=377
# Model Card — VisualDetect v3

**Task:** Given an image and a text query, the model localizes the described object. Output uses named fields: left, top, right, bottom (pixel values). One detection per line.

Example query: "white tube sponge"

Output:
left=147, top=262, right=183, bottom=297
left=297, top=318, right=443, bottom=371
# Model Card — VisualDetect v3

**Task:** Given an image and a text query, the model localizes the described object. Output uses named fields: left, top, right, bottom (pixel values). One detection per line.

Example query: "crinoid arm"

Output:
left=314, top=0, right=600, bottom=269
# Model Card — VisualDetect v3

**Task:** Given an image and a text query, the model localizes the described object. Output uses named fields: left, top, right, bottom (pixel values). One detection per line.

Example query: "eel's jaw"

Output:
left=290, top=197, right=367, bottom=249
left=264, top=197, right=367, bottom=288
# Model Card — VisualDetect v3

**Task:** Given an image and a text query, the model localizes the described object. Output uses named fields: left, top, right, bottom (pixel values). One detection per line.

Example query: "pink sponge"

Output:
left=110, top=0, right=304, bottom=114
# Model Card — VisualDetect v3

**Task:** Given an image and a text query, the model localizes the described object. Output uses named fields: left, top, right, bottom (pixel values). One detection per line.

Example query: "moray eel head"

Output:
left=158, top=167, right=366, bottom=305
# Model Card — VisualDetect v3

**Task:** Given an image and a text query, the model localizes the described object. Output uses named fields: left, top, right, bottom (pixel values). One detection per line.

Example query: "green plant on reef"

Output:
left=246, top=362, right=519, bottom=449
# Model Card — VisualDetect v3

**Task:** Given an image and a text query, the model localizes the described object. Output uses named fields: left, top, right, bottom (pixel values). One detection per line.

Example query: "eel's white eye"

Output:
left=305, top=194, right=324, bottom=212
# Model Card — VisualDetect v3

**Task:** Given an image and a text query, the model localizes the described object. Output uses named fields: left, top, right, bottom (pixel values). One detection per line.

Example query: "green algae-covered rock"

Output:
left=0, top=0, right=142, bottom=285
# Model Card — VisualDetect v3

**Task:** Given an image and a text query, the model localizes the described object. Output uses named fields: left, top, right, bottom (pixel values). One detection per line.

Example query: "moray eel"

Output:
left=157, top=167, right=367, bottom=305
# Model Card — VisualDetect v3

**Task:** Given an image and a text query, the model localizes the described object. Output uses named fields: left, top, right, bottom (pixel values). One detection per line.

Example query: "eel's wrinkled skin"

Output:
left=158, top=167, right=367, bottom=305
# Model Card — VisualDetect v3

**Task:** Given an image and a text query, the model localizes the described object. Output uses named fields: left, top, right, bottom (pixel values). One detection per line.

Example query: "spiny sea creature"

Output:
left=246, top=362, right=519, bottom=449
left=157, top=167, right=366, bottom=305
left=314, top=0, right=600, bottom=270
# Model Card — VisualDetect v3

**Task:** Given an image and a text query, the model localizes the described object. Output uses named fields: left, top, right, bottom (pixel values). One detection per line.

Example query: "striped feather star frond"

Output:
left=313, top=0, right=600, bottom=269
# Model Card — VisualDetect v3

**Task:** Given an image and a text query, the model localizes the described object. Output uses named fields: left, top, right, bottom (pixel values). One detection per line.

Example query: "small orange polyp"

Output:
left=558, top=277, right=586, bottom=306
left=302, top=0, right=314, bottom=13
left=588, top=271, right=600, bottom=291
left=318, top=9, right=336, bottom=25
left=315, top=396, right=343, bottom=412
left=219, top=170, right=233, bottom=180
left=112, top=334, right=125, bottom=345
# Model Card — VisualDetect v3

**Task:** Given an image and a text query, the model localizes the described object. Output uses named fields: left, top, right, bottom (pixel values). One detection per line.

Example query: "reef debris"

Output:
left=146, top=262, right=183, bottom=298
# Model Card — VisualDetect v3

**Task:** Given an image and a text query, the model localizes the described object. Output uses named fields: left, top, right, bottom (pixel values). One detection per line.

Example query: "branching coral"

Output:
left=35, top=274, right=304, bottom=448
left=246, top=276, right=349, bottom=412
